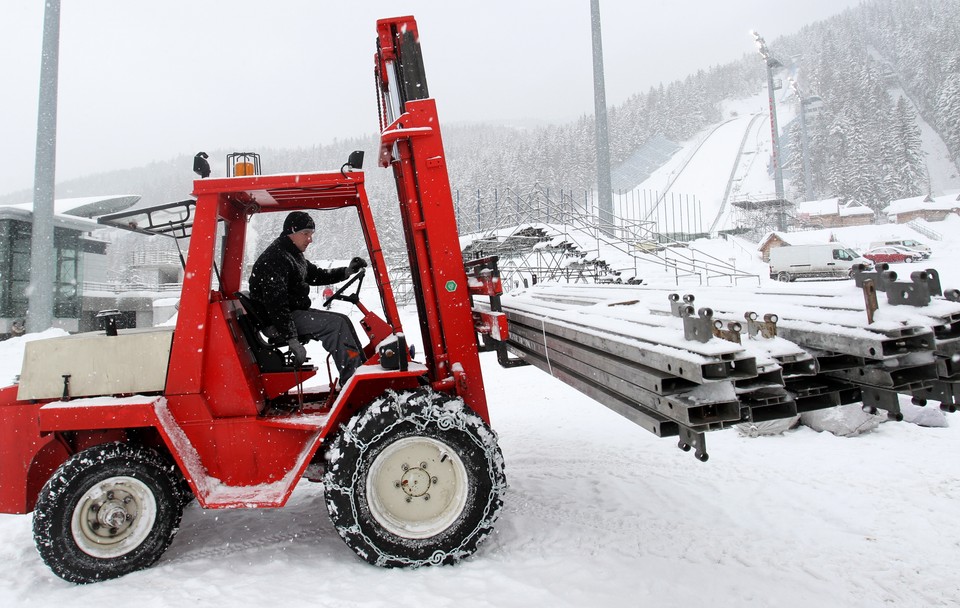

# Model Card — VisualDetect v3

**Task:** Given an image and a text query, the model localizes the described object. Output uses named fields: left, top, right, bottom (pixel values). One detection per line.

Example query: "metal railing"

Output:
left=83, top=281, right=182, bottom=294
left=907, top=219, right=942, bottom=241
left=131, top=251, right=182, bottom=267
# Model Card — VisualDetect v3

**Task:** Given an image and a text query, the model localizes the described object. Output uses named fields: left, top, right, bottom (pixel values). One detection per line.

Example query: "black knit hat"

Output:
left=282, top=211, right=315, bottom=236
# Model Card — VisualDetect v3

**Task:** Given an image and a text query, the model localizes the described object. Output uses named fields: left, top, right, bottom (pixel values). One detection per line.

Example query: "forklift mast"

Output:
left=375, top=16, right=491, bottom=422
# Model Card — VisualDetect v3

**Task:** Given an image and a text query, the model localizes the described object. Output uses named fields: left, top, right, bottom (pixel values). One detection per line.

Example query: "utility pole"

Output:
left=28, top=0, right=62, bottom=332
left=752, top=31, right=786, bottom=230
left=590, top=0, right=613, bottom=236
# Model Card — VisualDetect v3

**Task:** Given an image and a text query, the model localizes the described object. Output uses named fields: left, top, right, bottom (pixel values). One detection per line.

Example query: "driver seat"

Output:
left=233, top=291, right=313, bottom=372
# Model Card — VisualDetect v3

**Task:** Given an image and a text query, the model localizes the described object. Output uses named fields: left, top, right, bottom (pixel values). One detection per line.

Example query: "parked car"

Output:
left=862, top=246, right=925, bottom=264
left=868, top=239, right=931, bottom=256
left=889, top=244, right=929, bottom=260
left=768, top=244, right=873, bottom=282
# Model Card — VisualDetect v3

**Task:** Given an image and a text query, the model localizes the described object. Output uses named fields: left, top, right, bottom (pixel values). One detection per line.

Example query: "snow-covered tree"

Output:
left=935, top=55, right=960, bottom=165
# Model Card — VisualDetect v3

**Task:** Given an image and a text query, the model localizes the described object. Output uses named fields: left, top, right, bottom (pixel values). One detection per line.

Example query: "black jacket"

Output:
left=249, top=235, right=349, bottom=340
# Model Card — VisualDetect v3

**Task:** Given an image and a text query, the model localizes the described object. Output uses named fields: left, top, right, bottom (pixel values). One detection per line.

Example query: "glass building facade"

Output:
left=0, top=219, right=81, bottom=320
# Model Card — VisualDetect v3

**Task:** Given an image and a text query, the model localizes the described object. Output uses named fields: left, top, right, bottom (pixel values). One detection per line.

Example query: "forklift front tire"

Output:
left=32, top=442, right=184, bottom=584
left=323, top=388, right=506, bottom=568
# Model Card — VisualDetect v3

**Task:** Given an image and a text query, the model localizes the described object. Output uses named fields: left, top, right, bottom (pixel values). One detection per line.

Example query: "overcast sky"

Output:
left=0, top=0, right=864, bottom=196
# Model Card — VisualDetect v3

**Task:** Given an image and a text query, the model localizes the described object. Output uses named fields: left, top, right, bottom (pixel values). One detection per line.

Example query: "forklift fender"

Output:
left=321, top=365, right=430, bottom=441
left=38, top=395, right=165, bottom=433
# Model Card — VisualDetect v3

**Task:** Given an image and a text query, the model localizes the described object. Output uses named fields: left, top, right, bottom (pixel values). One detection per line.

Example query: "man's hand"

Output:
left=287, top=338, right=307, bottom=367
left=348, top=257, right=368, bottom=273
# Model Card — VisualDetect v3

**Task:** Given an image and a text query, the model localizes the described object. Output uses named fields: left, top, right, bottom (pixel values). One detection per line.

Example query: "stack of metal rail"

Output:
left=502, top=297, right=748, bottom=461
left=487, top=265, right=960, bottom=459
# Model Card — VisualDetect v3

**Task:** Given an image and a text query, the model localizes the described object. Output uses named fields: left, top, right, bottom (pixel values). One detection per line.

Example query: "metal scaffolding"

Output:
left=454, top=185, right=759, bottom=291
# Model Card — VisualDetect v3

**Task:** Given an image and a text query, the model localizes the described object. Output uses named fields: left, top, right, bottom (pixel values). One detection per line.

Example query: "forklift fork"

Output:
left=466, top=256, right=528, bottom=368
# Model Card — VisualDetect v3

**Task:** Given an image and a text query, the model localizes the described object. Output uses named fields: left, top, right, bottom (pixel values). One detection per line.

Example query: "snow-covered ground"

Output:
left=0, top=319, right=958, bottom=606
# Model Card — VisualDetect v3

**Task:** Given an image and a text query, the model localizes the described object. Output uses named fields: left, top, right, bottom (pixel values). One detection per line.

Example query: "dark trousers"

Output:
left=291, top=309, right=365, bottom=380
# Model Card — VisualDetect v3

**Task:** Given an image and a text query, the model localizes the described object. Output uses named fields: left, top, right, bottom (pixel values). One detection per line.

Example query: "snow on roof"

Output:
left=934, top=192, right=960, bottom=204
left=880, top=194, right=958, bottom=214
left=796, top=198, right=874, bottom=217
left=2, top=194, right=141, bottom=218
left=796, top=198, right=840, bottom=216
left=0, top=205, right=98, bottom=232
left=760, top=230, right=844, bottom=248
left=839, top=202, right=875, bottom=216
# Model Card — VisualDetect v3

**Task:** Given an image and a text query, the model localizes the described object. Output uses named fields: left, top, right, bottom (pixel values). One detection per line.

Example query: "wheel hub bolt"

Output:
left=100, top=504, right=128, bottom=528
left=399, top=467, right=432, bottom=497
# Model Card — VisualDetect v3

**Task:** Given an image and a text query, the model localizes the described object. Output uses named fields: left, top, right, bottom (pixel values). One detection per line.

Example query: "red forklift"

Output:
left=0, top=16, right=511, bottom=583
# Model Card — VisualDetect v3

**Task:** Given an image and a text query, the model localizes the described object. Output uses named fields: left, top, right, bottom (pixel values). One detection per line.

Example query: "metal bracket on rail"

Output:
left=678, top=426, right=708, bottom=462
left=854, top=265, right=942, bottom=307
left=668, top=294, right=714, bottom=343
left=744, top=311, right=778, bottom=339
left=859, top=386, right=904, bottom=421
left=712, top=319, right=742, bottom=344
left=668, top=293, right=695, bottom=317
left=884, top=270, right=939, bottom=307
left=684, top=307, right=715, bottom=343
left=852, top=263, right=893, bottom=290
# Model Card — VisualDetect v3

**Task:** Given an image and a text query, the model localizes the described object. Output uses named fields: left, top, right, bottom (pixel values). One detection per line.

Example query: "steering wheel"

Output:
left=323, top=268, right=366, bottom=308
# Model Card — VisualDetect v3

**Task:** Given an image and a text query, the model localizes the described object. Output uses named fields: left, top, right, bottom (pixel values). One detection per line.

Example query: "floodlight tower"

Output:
left=591, top=0, right=614, bottom=236
left=789, top=77, right=814, bottom=202
left=28, top=0, right=61, bottom=332
left=752, top=31, right=786, bottom=208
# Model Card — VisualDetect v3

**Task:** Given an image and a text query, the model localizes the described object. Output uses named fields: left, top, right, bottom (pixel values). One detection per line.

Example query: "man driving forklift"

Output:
left=249, top=211, right=368, bottom=381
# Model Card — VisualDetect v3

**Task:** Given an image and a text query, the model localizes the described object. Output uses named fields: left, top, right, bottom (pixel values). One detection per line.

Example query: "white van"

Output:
left=868, top=239, right=931, bottom=256
left=768, top=244, right=873, bottom=282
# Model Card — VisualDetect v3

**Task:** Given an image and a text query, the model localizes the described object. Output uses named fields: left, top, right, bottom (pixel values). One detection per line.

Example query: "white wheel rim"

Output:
left=366, top=436, right=469, bottom=539
left=70, top=476, right=158, bottom=558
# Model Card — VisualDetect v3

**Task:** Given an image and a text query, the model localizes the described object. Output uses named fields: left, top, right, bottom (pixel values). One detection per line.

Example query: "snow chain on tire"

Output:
left=323, top=388, right=507, bottom=567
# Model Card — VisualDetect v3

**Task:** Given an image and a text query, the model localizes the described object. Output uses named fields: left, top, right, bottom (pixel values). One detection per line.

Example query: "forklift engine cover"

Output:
left=17, top=327, right=174, bottom=400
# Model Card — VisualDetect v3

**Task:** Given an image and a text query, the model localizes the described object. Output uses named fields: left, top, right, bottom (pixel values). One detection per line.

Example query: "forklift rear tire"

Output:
left=32, top=442, right=184, bottom=584
left=323, top=388, right=506, bottom=567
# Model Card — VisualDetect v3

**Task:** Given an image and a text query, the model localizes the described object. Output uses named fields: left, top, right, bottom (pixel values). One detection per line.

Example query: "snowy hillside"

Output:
left=627, top=93, right=791, bottom=234
left=624, top=87, right=958, bottom=237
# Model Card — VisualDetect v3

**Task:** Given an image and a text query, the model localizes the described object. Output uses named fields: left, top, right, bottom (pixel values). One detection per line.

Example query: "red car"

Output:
left=862, top=246, right=922, bottom=264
